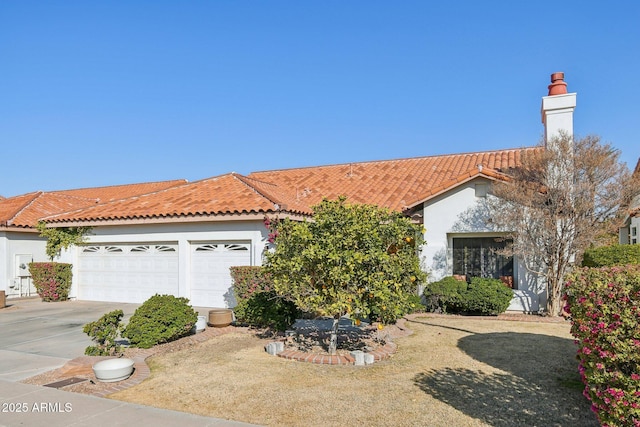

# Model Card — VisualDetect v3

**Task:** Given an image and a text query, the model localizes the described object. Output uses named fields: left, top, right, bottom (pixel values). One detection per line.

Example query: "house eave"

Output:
left=0, top=224, right=39, bottom=232
left=43, top=210, right=311, bottom=227
left=404, top=172, right=505, bottom=211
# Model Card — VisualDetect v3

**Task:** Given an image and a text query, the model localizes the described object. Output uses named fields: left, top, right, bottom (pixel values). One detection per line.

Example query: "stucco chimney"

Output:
left=541, top=72, right=577, bottom=145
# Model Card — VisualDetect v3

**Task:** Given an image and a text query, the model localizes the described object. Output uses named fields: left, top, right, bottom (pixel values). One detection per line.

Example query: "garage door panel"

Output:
left=190, top=242, right=251, bottom=308
left=78, top=244, right=179, bottom=303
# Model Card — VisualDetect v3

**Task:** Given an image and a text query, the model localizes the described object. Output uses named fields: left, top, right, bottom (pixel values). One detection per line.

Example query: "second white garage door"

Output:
left=190, top=242, right=251, bottom=308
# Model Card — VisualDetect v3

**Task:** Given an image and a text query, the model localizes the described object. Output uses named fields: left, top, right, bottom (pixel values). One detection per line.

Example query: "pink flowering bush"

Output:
left=230, top=266, right=272, bottom=301
left=565, top=265, right=640, bottom=427
left=28, top=262, right=73, bottom=302
left=230, top=266, right=299, bottom=331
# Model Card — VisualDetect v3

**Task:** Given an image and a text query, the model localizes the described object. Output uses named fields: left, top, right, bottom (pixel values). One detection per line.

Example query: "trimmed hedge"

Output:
left=582, top=244, right=640, bottom=267
left=423, top=276, right=512, bottom=315
left=28, top=262, right=73, bottom=302
left=423, top=276, right=467, bottom=313
left=230, top=266, right=300, bottom=331
left=462, top=277, right=513, bottom=315
left=122, top=294, right=197, bottom=348
left=565, top=265, right=640, bottom=426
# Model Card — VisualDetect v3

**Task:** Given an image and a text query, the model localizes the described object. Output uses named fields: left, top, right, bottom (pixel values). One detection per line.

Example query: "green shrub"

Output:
left=122, top=294, right=197, bottom=349
left=422, top=276, right=467, bottom=313
left=458, top=277, right=513, bottom=315
left=233, top=290, right=300, bottom=331
left=83, top=310, right=124, bottom=356
left=28, top=262, right=73, bottom=302
left=582, top=244, right=640, bottom=267
left=423, top=276, right=512, bottom=315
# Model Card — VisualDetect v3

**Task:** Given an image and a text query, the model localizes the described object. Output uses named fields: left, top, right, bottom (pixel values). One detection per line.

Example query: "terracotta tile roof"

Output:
left=248, top=147, right=536, bottom=212
left=1, top=192, right=42, bottom=228
left=1, top=192, right=96, bottom=228
left=44, top=173, right=309, bottom=224
left=0, top=180, right=186, bottom=229
left=39, top=147, right=536, bottom=225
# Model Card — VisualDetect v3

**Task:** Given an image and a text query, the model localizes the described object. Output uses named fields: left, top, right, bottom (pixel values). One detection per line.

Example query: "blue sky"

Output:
left=1, top=1, right=638, bottom=197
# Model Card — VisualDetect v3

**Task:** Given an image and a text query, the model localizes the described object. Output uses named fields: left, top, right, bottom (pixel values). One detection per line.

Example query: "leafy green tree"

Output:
left=36, top=221, right=92, bottom=260
left=265, top=197, right=426, bottom=354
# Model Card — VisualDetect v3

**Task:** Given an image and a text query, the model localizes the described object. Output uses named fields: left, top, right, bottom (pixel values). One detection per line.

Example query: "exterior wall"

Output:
left=421, top=178, right=501, bottom=280
left=620, top=195, right=640, bottom=244
left=57, top=220, right=269, bottom=302
left=630, top=217, right=640, bottom=245
left=0, top=231, right=48, bottom=298
left=541, top=92, right=576, bottom=144
left=420, top=178, right=544, bottom=311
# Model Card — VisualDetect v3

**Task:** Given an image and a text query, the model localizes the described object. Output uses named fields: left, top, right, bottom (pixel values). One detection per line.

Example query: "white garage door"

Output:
left=78, top=243, right=179, bottom=303
left=190, top=242, right=251, bottom=308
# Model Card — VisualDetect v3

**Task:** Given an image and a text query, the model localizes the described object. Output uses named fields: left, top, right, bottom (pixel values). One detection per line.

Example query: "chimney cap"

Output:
left=548, top=72, right=568, bottom=96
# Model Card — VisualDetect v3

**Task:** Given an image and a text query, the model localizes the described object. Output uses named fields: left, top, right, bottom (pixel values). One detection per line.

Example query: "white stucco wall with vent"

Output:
left=0, top=231, right=49, bottom=298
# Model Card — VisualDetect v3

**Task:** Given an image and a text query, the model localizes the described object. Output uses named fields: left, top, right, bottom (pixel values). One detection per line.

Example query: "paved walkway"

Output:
left=0, top=298, right=260, bottom=426
left=0, top=379, right=259, bottom=427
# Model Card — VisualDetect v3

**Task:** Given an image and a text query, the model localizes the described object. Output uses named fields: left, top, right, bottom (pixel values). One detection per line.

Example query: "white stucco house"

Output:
left=619, top=159, right=640, bottom=245
left=0, top=72, right=580, bottom=312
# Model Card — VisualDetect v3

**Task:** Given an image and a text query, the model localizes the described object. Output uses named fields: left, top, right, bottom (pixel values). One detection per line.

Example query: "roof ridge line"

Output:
left=232, top=173, right=283, bottom=208
left=235, top=173, right=280, bottom=187
left=7, top=192, right=44, bottom=226
left=250, top=146, right=539, bottom=175
left=53, top=178, right=189, bottom=194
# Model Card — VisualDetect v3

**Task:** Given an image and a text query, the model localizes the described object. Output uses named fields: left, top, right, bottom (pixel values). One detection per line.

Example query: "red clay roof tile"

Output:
left=0, top=180, right=186, bottom=228
left=248, top=147, right=536, bottom=212
left=13, top=147, right=538, bottom=226
left=44, top=173, right=308, bottom=224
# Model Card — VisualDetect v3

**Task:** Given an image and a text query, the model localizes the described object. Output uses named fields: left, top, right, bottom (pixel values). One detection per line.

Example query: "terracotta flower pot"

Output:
left=208, top=308, right=233, bottom=327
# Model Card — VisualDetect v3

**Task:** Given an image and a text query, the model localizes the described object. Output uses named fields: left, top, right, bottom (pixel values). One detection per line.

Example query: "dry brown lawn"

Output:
left=109, top=315, right=598, bottom=427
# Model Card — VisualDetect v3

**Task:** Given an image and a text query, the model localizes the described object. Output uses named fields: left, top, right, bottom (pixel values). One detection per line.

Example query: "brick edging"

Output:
left=275, top=341, right=398, bottom=365
left=64, top=325, right=248, bottom=397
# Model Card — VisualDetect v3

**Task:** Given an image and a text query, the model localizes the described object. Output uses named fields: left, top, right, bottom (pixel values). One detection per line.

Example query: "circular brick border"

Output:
left=276, top=341, right=398, bottom=365
left=274, top=318, right=415, bottom=365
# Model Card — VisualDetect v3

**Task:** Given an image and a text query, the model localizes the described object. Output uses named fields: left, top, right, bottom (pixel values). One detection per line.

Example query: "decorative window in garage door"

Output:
left=81, top=244, right=178, bottom=254
left=194, top=243, right=250, bottom=252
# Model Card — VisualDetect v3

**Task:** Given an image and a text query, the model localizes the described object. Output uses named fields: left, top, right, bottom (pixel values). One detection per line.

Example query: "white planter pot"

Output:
left=195, top=315, right=207, bottom=332
left=92, top=358, right=135, bottom=383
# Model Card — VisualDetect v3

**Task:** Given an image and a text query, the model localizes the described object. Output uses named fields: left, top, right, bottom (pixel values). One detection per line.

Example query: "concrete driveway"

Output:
left=0, top=298, right=141, bottom=382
